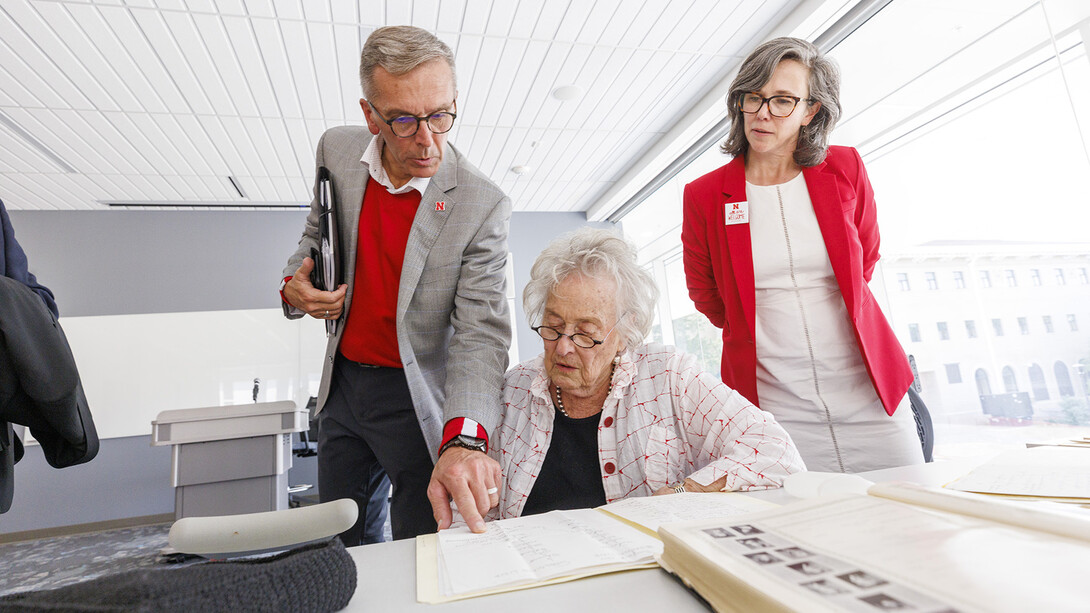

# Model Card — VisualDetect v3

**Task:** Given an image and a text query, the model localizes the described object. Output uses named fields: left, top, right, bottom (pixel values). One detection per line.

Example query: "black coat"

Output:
left=0, top=198, right=57, bottom=318
left=0, top=276, right=97, bottom=513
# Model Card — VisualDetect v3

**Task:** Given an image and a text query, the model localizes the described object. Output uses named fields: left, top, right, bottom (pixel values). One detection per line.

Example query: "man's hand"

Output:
left=652, top=476, right=727, bottom=496
left=284, top=257, right=347, bottom=320
left=428, top=447, right=502, bottom=533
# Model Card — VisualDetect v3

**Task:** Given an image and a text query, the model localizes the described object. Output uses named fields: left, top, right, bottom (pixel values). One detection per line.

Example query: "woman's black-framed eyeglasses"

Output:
left=738, top=93, right=813, bottom=118
left=367, top=101, right=457, bottom=138
left=532, top=319, right=621, bottom=349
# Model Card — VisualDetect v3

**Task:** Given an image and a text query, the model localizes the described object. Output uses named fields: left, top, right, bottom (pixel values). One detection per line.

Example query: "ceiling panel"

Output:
left=37, top=2, right=137, bottom=112
left=0, top=0, right=804, bottom=211
left=478, top=38, right=528, bottom=121
left=334, top=23, right=363, bottom=119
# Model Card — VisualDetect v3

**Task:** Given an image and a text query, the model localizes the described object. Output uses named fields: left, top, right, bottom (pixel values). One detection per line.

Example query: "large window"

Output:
left=1029, top=364, right=1049, bottom=400
left=620, top=0, right=1090, bottom=462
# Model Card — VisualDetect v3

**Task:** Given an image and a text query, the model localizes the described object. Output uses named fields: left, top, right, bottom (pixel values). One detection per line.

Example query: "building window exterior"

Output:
left=979, top=270, right=992, bottom=288
left=908, top=323, right=921, bottom=342
left=1056, top=268, right=1066, bottom=285
left=992, top=318, right=1004, bottom=337
left=1068, top=314, right=1079, bottom=332
left=1002, top=366, right=1018, bottom=393
left=897, top=273, right=910, bottom=291
left=1043, top=315, right=1054, bottom=333
left=937, top=321, right=949, bottom=340
left=1004, top=269, right=1017, bottom=287
left=1080, top=268, right=1089, bottom=285
left=1018, top=317, right=1029, bottom=335
left=926, top=272, right=938, bottom=290
left=1031, top=269, right=1042, bottom=286
left=965, top=320, right=977, bottom=338
left=953, top=271, right=965, bottom=289
left=945, top=363, right=962, bottom=384
left=1056, top=362, right=1075, bottom=397
left=1029, top=364, right=1049, bottom=400
left=975, top=369, right=992, bottom=397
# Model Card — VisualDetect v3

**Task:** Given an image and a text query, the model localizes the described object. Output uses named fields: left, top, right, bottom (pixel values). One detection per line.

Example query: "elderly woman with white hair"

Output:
left=488, top=228, right=804, bottom=519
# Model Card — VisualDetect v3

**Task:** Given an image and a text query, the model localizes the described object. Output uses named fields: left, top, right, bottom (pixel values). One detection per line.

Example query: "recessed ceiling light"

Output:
left=510, top=165, right=531, bottom=175
left=552, top=85, right=583, bottom=101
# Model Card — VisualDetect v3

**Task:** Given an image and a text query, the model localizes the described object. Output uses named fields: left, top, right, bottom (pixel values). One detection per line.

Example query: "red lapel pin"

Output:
left=435, top=201, right=445, bottom=211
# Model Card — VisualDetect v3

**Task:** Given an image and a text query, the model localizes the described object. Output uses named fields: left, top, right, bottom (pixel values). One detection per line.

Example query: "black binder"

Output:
left=310, top=166, right=341, bottom=336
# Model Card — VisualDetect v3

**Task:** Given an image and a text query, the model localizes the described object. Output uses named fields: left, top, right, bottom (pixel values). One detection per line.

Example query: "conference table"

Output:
left=338, top=461, right=979, bottom=612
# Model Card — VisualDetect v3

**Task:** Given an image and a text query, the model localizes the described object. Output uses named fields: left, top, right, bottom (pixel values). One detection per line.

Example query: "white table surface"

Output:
left=338, top=460, right=981, bottom=612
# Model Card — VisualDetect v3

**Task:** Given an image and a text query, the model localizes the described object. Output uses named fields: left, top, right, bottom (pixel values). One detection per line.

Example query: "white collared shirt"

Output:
left=488, top=343, right=806, bottom=519
left=360, top=135, right=431, bottom=196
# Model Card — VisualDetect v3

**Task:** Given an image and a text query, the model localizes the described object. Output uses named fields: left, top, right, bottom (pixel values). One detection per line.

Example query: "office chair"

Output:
left=908, top=387, right=934, bottom=463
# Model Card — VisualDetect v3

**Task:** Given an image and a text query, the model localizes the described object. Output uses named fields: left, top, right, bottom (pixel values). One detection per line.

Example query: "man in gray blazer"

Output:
left=281, top=26, right=509, bottom=542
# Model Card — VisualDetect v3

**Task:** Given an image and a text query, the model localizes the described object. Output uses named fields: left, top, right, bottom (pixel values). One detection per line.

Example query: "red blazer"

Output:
left=681, top=146, right=912, bottom=416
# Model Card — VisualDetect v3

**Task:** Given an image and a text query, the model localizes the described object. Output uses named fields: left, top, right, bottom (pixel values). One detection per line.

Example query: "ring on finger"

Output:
left=325, top=310, right=329, bottom=318
left=486, top=487, right=498, bottom=495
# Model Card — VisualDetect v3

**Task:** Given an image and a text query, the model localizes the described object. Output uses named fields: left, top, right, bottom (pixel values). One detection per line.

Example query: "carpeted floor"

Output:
left=0, top=523, right=182, bottom=596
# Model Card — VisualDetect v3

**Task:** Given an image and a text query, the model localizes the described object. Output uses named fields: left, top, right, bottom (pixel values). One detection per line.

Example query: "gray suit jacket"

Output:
left=283, top=126, right=511, bottom=459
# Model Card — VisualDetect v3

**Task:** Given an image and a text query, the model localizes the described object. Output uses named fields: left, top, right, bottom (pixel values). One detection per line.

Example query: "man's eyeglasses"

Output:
left=367, top=101, right=457, bottom=138
left=738, top=93, right=813, bottom=118
left=532, top=320, right=621, bottom=349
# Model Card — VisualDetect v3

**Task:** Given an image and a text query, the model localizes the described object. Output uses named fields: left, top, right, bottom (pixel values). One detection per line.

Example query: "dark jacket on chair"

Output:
left=1, top=199, right=58, bottom=318
left=0, top=276, right=97, bottom=513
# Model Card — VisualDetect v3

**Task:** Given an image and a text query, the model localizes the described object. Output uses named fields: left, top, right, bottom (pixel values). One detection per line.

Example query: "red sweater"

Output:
left=338, top=178, right=421, bottom=367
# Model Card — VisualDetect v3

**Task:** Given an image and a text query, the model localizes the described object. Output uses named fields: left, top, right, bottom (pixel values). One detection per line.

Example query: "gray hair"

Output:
left=721, top=37, right=841, bottom=167
left=359, top=25, right=457, bottom=100
left=524, top=227, right=659, bottom=351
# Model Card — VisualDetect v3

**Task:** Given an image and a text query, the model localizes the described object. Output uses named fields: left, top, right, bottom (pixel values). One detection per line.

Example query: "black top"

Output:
left=522, top=408, right=607, bottom=516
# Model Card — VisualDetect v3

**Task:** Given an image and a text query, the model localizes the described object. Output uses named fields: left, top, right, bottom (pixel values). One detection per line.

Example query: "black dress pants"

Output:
left=318, top=355, right=438, bottom=544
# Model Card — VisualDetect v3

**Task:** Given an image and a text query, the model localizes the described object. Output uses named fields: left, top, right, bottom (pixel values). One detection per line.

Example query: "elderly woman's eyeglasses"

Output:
left=532, top=320, right=621, bottom=349
left=367, top=101, right=457, bottom=138
left=738, top=93, right=813, bottom=118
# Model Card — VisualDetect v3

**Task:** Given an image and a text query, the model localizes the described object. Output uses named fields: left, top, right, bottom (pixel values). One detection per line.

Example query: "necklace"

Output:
left=554, top=385, right=569, bottom=417
left=554, top=358, right=618, bottom=418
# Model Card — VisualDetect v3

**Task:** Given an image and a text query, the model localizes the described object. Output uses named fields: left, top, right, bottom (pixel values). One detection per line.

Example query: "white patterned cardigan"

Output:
left=488, top=343, right=806, bottom=519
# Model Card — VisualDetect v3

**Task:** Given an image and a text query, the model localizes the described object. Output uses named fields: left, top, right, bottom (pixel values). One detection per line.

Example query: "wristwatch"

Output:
left=439, top=434, right=487, bottom=456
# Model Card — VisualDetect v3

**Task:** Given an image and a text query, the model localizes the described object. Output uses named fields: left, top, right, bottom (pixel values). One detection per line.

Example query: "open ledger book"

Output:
left=657, top=477, right=1090, bottom=613
left=416, top=492, right=778, bottom=603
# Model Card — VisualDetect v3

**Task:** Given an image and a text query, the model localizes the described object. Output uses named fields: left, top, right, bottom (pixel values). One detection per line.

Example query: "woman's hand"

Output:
left=652, top=476, right=728, bottom=496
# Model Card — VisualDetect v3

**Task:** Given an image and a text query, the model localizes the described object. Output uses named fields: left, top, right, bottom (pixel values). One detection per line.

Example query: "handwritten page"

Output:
left=599, top=492, right=779, bottom=533
left=435, top=508, right=661, bottom=597
left=946, top=446, right=1090, bottom=499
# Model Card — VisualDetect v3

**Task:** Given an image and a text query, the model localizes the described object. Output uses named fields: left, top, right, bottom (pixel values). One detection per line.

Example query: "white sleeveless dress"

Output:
left=747, top=173, right=922, bottom=473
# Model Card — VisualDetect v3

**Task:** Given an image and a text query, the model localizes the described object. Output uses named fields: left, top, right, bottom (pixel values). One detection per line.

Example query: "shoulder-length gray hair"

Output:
left=720, top=37, right=841, bottom=167
left=359, top=25, right=457, bottom=100
left=523, top=227, right=659, bottom=351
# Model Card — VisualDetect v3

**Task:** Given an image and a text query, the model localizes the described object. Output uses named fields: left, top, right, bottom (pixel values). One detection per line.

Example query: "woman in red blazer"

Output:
left=681, top=37, right=922, bottom=473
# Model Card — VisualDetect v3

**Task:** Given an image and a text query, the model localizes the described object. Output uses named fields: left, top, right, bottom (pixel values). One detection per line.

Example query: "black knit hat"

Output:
left=0, top=537, right=356, bottom=612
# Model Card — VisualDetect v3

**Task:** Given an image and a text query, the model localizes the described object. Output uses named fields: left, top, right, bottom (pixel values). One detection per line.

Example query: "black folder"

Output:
left=310, top=166, right=341, bottom=336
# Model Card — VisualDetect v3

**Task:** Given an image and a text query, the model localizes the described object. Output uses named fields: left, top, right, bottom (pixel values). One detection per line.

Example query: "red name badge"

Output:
left=724, top=201, right=749, bottom=225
